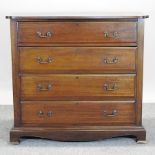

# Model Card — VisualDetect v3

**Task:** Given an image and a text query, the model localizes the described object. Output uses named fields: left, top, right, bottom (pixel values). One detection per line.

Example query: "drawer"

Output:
left=18, top=22, right=137, bottom=45
left=19, top=47, right=136, bottom=73
left=21, top=74, right=135, bottom=100
left=21, top=101, right=135, bottom=126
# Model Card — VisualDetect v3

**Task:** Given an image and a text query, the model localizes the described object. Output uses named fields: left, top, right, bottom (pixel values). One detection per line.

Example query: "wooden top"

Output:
left=6, top=14, right=149, bottom=21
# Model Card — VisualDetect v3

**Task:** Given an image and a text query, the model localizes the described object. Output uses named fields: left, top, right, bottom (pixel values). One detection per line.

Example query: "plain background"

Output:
left=0, top=0, right=154, bottom=105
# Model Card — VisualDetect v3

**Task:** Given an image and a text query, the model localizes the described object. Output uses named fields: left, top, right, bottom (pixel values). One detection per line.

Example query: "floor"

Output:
left=0, top=104, right=155, bottom=155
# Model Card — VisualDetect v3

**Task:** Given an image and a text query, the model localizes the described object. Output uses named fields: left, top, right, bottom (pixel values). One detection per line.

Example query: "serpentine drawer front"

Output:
left=7, top=15, right=148, bottom=144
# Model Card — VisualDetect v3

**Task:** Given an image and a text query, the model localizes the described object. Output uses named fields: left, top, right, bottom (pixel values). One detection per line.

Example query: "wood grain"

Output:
left=19, top=47, right=136, bottom=73
left=21, top=101, right=135, bottom=126
left=7, top=16, right=147, bottom=143
left=10, top=126, right=146, bottom=143
left=136, top=19, right=144, bottom=125
left=18, top=22, right=137, bottom=45
left=10, top=20, right=21, bottom=126
left=21, top=74, right=135, bottom=100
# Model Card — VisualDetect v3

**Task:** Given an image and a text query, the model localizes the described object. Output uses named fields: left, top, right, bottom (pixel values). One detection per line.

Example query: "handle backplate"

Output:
left=103, top=110, right=118, bottom=117
left=37, top=83, right=52, bottom=91
left=103, top=83, right=117, bottom=91
left=104, top=31, right=119, bottom=39
left=104, top=57, right=118, bottom=64
left=36, top=56, right=53, bottom=64
left=47, top=111, right=53, bottom=117
left=36, top=31, right=53, bottom=38
left=37, top=110, right=44, bottom=117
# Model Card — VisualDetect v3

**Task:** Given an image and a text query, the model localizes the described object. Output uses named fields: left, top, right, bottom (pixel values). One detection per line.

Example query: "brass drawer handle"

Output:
left=104, top=31, right=119, bottom=39
left=104, top=57, right=118, bottom=64
left=103, top=110, right=117, bottom=117
left=37, top=84, right=52, bottom=91
left=36, top=31, right=53, bottom=38
left=37, top=110, right=44, bottom=117
left=36, top=56, right=53, bottom=64
left=103, top=83, right=117, bottom=91
left=47, top=111, right=53, bottom=117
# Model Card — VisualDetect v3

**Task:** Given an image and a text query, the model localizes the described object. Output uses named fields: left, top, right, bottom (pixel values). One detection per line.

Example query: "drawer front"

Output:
left=20, top=47, right=136, bottom=73
left=21, top=75, right=135, bottom=100
left=21, top=101, right=135, bottom=126
left=18, top=22, right=137, bottom=44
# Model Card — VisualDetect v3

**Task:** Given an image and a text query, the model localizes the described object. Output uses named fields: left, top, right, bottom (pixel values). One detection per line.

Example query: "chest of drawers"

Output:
left=7, top=15, right=148, bottom=144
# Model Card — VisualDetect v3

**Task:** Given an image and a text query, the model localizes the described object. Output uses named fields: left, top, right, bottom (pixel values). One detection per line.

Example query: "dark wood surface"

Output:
left=21, top=101, right=135, bottom=126
left=19, top=47, right=136, bottom=73
left=10, top=20, right=21, bottom=127
left=10, top=126, right=146, bottom=143
left=8, top=15, right=147, bottom=144
left=21, top=74, right=135, bottom=100
left=6, top=14, right=149, bottom=21
left=136, top=18, right=144, bottom=125
left=18, top=22, right=137, bottom=45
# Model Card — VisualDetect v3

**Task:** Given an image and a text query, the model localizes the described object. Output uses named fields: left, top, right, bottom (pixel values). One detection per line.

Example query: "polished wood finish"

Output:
left=10, top=20, right=21, bottom=127
left=136, top=18, right=145, bottom=125
left=7, top=15, right=148, bottom=144
left=18, top=22, right=137, bottom=45
left=6, top=14, right=149, bottom=20
left=10, top=126, right=146, bottom=143
left=19, top=47, right=136, bottom=73
left=21, top=101, right=135, bottom=126
left=21, top=74, right=135, bottom=100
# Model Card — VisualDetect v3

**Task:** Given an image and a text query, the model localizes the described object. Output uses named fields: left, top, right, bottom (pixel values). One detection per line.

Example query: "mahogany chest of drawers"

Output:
left=7, top=15, right=148, bottom=144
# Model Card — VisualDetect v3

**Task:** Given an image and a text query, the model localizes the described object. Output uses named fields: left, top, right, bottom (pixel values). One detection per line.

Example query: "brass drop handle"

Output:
left=37, top=84, right=52, bottom=91
left=103, top=83, right=117, bottom=91
left=103, top=110, right=117, bottom=117
left=47, top=111, right=53, bottom=117
left=36, top=56, right=53, bottom=64
left=104, top=31, right=119, bottom=38
left=104, top=57, right=118, bottom=64
left=37, top=110, right=44, bottom=117
left=36, top=31, right=53, bottom=38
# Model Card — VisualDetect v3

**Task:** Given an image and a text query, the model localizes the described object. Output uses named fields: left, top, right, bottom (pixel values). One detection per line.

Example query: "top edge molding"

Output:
left=6, top=15, right=149, bottom=21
